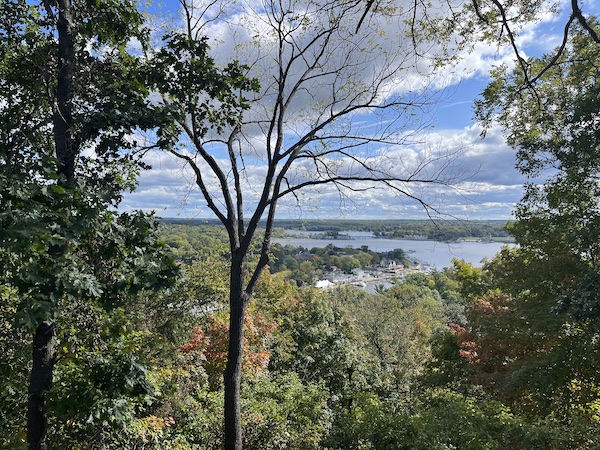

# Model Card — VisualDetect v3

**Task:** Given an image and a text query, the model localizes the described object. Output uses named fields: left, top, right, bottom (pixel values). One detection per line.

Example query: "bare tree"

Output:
left=150, top=0, right=464, bottom=447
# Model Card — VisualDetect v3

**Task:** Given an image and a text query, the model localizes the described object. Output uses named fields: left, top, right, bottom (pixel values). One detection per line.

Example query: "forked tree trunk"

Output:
left=224, top=256, right=249, bottom=450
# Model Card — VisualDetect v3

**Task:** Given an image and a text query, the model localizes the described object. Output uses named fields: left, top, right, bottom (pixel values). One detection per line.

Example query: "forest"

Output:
left=3, top=220, right=600, bottom=448
left=2, top=0, right=600, bottom=449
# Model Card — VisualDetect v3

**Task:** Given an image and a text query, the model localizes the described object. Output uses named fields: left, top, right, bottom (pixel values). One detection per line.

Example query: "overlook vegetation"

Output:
left=3, top=222, right=600, bottom=448
left=1, top=0, right=600, bottom=449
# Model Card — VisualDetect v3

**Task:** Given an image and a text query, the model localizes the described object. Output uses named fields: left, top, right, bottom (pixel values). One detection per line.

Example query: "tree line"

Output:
left=163, top=219, right=512, bottom=242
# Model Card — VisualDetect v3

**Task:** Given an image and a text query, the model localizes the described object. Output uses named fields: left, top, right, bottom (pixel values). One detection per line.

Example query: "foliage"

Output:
left=2, top=0, right=596, bottom=447
left=463, top=20, right=600, bottom=439
left=0, top=0, right=174, bottom=324
left=339, top=282, right=448, bottom=399
left=122, top=253, right=230, bottom=349
left=180, top=308, right=276, bottom=387
left=451, top=258, right=491, bottom=301
left=0, top=1, right=179, bottom=447
left=146, top=32, right=258, bottom=149
left=159, top=224, right=230, bottom=263
left=472, top=32, right=600, bottom=427
left=326, top=388, right=535, bottom=450
left=241, top=373, right=330, bottom=450
left=7, top=210, right=598, bottom=448
left=0, top=285, right=29, bottom=448
left=266, top=287, right=360, bottom=399
left=0, top=298, right=162, bottom=449
left=475, top=20, right=600, bottom=314
left=418, top=329, right=474, bottom=392
left=267, top=219, right=511, bottom=241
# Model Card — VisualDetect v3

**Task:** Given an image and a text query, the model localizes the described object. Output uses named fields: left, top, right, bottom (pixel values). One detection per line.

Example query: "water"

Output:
left=273, top=231, right=512, bottom=269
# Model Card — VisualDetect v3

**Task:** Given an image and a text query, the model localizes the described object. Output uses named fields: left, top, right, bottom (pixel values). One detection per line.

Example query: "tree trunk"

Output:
left=53, top=0, right=76, bottom=185
left=224, top=256, right=248, bottom=450
left=27, top=1, right=75, bottom=448
left=27, top=323, right=57, bottom=450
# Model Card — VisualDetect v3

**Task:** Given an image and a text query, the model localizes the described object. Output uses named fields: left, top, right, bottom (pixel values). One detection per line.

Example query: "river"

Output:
left=273, top=231, right=512, bottom=269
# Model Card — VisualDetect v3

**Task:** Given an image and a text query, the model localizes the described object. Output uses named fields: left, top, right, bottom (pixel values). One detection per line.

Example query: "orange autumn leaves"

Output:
left=180, top=309, right=277, bottom=379
left=451, top=294, right=515, bottom=374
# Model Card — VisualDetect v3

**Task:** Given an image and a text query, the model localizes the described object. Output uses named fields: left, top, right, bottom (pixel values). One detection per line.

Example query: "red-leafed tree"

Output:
left=181, top=310, right=276, bottom=385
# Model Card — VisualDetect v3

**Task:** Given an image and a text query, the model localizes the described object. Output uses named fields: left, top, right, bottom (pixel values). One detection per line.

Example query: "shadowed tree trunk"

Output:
left=27, top=323, right=57, bottom=450
left=224, top=253, right=250, bottom=449
left=27, top=0, right=75, bottom=448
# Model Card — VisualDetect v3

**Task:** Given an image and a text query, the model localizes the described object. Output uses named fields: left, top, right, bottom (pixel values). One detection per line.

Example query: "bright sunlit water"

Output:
left=274, top=231, right=513, bottom=269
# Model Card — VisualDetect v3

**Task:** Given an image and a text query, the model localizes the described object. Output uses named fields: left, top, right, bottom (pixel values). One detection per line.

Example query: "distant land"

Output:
left=159, top=218, right=513, bottom=243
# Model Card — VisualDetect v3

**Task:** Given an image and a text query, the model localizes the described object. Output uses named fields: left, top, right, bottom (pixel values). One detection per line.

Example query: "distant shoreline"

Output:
left=279, top=229, right=514, bottom=245
left=159, top=218, right=514, bottom=244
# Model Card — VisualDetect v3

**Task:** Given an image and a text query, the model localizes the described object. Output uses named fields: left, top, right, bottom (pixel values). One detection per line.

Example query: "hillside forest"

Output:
left=2, top=0, right=600, bottom=449
left=3, top=219, right=600, bottom=448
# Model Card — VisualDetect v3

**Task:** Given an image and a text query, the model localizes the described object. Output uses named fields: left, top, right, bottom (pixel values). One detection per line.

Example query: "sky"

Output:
left=120, top=0, right=599, bottom=221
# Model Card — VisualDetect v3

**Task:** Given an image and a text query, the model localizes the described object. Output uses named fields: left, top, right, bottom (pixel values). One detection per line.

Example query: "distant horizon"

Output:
left=157, top=217, right=511, bottom=224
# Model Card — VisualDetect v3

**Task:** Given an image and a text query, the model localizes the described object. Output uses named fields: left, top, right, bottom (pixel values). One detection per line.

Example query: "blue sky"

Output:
left=120, top=0, right=599, bottom=221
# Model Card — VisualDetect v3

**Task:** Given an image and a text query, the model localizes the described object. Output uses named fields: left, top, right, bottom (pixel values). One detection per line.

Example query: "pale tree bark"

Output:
left=27, top=0, right=75, bottom=448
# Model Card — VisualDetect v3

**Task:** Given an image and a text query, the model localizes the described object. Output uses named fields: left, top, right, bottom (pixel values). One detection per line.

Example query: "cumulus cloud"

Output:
left=122, top=121, right=526, bottom=220
left=120, top=0, right=566, bottom=221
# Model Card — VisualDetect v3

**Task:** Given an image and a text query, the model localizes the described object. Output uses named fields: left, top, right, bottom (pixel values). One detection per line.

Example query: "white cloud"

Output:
left=120, top=0, right=574, bottom=221
left=122, top=121, right=526, bottom=220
